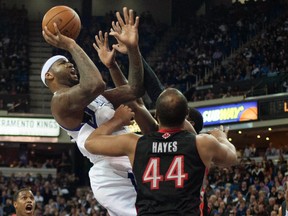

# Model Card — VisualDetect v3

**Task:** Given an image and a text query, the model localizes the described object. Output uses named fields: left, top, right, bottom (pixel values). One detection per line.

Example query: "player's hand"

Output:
left=113, top=104, right=135, bottom=126
left=93, top=31, right=116, bottom=68
left=42, top=23, right=75, bottom=50
left=109, top=7, right=139, bottom=48
left=208, top=125, right=229, bottom=140
left=110, top=21, right=128, bottom=54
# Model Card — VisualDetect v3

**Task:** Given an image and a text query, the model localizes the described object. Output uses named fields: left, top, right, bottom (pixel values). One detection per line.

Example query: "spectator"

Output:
left=243, top=143, right=257, bottom=158
left=3, top=198, right=15, bottom=216
left=265, top=142, right=280, bottom=157
left=34, top=190, right=43, bottom=204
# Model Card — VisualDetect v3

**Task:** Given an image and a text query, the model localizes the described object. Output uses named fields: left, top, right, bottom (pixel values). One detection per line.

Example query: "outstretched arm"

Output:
left=102, top=7, right=144, bottom=107
left=93, top=31, right=127, bottom=87
left=94, top=30, right=158, bottom=134
left=111, top=20, right=164, bottom=102
left=110, top=21, right=196, bottom=134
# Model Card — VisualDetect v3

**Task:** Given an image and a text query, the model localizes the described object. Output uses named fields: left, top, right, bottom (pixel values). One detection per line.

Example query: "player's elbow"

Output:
left=93, top=80, right=106, bottom=94
left=83, top=80, right=106, bottom=96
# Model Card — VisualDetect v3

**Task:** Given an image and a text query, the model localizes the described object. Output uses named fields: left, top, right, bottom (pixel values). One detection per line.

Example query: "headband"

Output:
left=41, top=55, right=68, bottom=86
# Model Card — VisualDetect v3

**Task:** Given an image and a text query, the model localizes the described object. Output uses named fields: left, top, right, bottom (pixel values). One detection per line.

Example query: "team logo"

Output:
left=162, top=132, right=171, bottom=139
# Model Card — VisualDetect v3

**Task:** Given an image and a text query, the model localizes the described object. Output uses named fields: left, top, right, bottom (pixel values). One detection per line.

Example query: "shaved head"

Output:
left=155, top=88, right=188, bottom=127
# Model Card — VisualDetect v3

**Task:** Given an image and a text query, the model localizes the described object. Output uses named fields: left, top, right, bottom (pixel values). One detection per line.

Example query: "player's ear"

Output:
left=13, top=201, right=17, bottom=209
left=45, top=71, right=54, bottom=83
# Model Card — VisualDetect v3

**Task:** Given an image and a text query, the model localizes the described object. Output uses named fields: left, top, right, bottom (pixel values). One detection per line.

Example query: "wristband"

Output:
left=286, top=209, right=288, bottom=216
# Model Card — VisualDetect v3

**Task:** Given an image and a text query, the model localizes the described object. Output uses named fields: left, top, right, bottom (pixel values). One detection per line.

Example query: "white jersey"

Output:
left=62, top=95, right=137, bottom=216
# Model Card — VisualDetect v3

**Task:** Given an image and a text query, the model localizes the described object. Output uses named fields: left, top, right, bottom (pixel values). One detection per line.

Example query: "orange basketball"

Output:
left=240, top=107, right=258, bottom=121
left=42, top=5, right=81, bottom=40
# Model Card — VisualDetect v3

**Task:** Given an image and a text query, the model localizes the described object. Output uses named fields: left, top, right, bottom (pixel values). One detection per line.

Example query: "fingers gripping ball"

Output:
left=42, top=5, right=81, bottom=40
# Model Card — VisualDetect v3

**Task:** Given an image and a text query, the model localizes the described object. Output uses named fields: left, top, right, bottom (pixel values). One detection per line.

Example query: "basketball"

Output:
left=42, top=5, right=81, bottom=40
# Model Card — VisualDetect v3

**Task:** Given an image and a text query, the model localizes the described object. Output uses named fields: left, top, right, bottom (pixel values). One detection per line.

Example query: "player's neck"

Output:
left=158, top=127, right=182, bottom=133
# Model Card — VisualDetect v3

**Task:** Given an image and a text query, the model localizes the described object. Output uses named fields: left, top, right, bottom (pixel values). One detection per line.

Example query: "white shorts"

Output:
left=89, top=161, right=137, bottom=216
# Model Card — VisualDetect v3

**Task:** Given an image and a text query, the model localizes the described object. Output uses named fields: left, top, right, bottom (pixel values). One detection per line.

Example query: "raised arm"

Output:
left=102, top=7, right=145, bottom=107
left=93, top=30, right=158, bottom=134
left=93, top=31, right=127, bottom=87
left=42, top=23, right=105, bottom=129
left=111, top=20, right=164, bottom=102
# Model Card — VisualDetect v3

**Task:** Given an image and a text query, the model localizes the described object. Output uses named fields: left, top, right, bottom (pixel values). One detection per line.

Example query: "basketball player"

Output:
left=107, top=23, right=213, bottom=215
left=41, top=8, right=144, bottom=216
left=85, top=88, right=238, bottom=215
left=94, top=27, right=217, bottom=215
left=13, top=188, right=35, bottom=216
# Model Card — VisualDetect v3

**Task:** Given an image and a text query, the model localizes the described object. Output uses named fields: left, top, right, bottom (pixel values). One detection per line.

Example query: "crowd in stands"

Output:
left=0, top=3, right=30, bottom=112
left=1, top=143, right=288, bottom=215
left=150, top=0, right=288, bottom=101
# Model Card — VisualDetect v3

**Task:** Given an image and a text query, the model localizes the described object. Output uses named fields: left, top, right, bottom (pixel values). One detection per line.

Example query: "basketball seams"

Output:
left=60, top=13, right=76, bottom=33
left=47, top=10, right=75, bottom=28
left=45, top=9, right=72, bottom=27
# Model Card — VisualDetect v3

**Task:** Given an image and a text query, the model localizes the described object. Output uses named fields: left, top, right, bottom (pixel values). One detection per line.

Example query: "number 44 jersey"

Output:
left=133, top=129, right=206, bottom=216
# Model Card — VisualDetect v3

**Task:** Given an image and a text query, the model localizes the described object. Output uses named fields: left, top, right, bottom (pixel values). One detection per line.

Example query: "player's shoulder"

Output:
left=51, top=88, right=71, bottom=100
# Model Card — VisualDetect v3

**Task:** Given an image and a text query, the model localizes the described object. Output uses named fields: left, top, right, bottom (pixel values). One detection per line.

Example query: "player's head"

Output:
left=155, top=88, right=188, bottom=127
left=41, top=55, right=79, bottom=87
left=187, top=108, right=203, bottom=134
left=13, top=188, right=35, bottom=216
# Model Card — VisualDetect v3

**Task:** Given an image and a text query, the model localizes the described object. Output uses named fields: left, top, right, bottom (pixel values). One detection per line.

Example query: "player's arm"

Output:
left=84, top=105, right=140, bottom=164
left=127, top=100, right=159, bottom=134
left=102, top=7, right=145, bottom=107
left=93, top=30, right=127, bottom=87
left=196, top=126, right=238, bottom=169
left=43, top=23, right=105, bottom=128
left=111, top=20, right=164, bottom=103
left=183, top=120, right=197, bottom=134
left=94, top=26, right=158, bottom=134
left=105, top=12, right=189, bottom=134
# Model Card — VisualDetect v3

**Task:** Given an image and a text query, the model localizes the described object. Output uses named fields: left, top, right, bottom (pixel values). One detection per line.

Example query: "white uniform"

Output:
left=63, top=95, right=137, bottom=216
